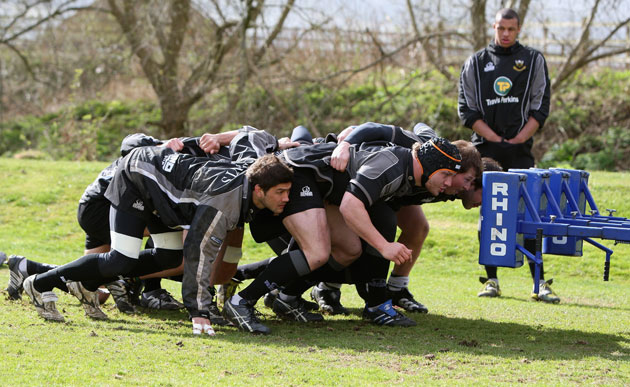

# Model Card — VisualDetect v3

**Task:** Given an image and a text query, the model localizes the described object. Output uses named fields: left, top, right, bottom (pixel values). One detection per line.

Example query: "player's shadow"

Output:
left=56, top=300, right=629, bottom=362
left=499, top=295, right=630, bottom=312
left=211, top=309, right=630, bottom=361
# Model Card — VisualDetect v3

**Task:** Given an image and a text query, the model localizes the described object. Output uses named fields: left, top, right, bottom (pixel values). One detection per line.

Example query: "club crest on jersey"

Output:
left=132, top=199, right=145, bottom=211
left=484, top=62, right=495, bottom=72
left=494, top=76, right=512, bottom=96
left=513, top=59, right=526, bottom=71
left=162, top=153, right=179, bottom=173
left=300, top=186, right=313, bottom=197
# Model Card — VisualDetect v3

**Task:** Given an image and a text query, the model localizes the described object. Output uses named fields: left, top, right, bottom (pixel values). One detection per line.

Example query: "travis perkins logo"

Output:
left=513, top=59, right=527, bottom=71
left=493, top=76, right=512, bottom=96
left=487, top=76, right=519, bottom=106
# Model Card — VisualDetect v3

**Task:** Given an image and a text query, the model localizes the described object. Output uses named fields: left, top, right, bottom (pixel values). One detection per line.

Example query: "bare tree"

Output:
left=552, top=0, right=630, bottom=89
left=405, top=0, right=454, bottom=80
left=106, top=0, right=296, bottom=137
left=503, top=0, right=531, bottom=25
left=0, top=1, right=93, bottom=81
left=470, top=0, right=488, bottom=51
left=0, top=0, right=96, bottom=121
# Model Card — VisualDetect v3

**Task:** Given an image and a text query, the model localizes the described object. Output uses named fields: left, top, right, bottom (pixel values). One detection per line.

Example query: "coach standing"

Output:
left=458, top=8, right=557, bottom=302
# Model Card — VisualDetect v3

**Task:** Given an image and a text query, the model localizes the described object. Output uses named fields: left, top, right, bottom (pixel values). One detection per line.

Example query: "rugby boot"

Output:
left=6, top=255, right=26, bottom=300
left=272, top=296, right=324, bottom=322
left=223, top=297, right=270, bottom=335
left=477, top=277, right=501, bottom=297
left=531, top=279, right=560, bottom=304
left=390, top=287, right=429, bottom=313
left=67, top=281, right=108, bottom=320
left=23, top=275, right=65, bottom=322
left=310, top=283, right=349, bottom=315
left=362, top=299, right=416, bottom=327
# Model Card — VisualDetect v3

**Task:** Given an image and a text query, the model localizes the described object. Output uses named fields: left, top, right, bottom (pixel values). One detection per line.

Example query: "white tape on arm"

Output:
left=223, top=246, right=243, bottom=264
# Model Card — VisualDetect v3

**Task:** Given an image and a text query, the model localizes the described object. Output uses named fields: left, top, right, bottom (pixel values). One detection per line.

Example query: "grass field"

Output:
left=0, top=158, right=629, bottom=385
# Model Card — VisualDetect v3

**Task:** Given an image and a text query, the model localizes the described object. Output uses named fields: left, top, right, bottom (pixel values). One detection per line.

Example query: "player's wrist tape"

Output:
left=223, top=246, right=243, bottom=264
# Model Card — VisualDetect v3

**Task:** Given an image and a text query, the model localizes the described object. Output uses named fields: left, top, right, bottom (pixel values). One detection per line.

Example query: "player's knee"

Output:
left=302, top=248, right=331, bottom=270
left=333, top=241, right=362, bottom=264
left=98, top=250, right=138, bottom=278
left=346, top=240, right=362, bottom=259
left=418, top=219, right=430, bottom=239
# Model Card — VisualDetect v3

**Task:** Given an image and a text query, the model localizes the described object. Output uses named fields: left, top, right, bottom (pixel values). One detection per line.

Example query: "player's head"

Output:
left=247, top=155, right=293, bottom=214
left=494, top=8, right=521, bottom=48
left=413, top=138, right=461, bottom=196
left=444, top=140, right=482, bottom=195
left=461, top=157, right=503, bottom=209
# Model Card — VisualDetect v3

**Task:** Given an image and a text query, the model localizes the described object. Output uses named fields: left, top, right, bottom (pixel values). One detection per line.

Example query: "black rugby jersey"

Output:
left=458, top=41, right=550, bottom=147
left=105, top=129, right=279, bottom=317
left=282, top=142, right=419, bottom=208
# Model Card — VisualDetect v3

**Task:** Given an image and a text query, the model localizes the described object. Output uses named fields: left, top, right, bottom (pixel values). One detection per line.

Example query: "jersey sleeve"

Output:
left=229, top=127, right=278, bottom=162
left=347, top=149, right=407, bottom=207
left=528, top=52, right=551, bottom=128
left=119, top=133, right=162, bottom=156
left=344, top=122, right=419, bottom=148
left=458, top=55, right=484, bottom=129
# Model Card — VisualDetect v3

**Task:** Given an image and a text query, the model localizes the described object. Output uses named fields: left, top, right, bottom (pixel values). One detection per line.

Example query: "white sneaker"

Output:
left=67, top=281, right=109, bottom=320
left=531, top=279, right=560, bottom=304
left=23, top=275, right=65, bottom=322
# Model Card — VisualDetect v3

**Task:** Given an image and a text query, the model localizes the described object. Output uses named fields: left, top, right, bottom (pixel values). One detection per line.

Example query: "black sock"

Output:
left=484, top=265, right=498, bottom=279
left=355, top=282, right=369, bottom=302
left=365, top=278, right=388, bottom=308
left=300, top=258, right=348, bottom=284
left=282, top=277, right=316, bottom=297
left=27, top=259, right=57, bottom=275
left=277, top=259, right=348, bottom=297
left=524, top=238, right=545, bottom=280
left=234, top=258, right=273, bottom=281
left=34, top=254, right=103, bottom=293
left=143, top=277, right=161, bottom=292
left=125, top=248, right=181, bottom=278
left=239, top=250, right=310, bottom=303
left=347, top=252, right=390, bottom=307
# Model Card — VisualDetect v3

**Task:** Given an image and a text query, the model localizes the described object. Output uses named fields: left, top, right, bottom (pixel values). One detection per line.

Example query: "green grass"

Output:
left=0, top=159, right=629, bottom=385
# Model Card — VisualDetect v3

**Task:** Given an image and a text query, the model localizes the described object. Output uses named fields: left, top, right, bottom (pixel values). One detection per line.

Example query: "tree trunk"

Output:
left=471, top=0, right=488, bottom=51
left=160, top=99, right=192, bottom=138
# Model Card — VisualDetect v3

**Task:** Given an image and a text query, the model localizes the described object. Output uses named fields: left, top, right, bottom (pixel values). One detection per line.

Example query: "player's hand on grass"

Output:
left=380, top=242, right=412, bottom=265
left=192, top=317, right=215, bottom=336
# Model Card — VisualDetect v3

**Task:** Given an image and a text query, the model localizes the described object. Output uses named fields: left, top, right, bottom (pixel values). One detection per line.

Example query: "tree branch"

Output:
left=406, top=0, right=453, bottom=81
left=253, top=0, right=295, bottom=63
